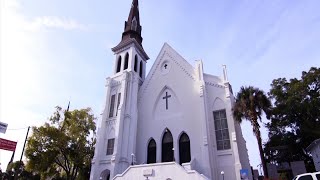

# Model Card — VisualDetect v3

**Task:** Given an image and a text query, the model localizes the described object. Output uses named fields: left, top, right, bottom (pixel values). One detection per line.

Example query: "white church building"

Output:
left=90, top=0, right=252, bottom=179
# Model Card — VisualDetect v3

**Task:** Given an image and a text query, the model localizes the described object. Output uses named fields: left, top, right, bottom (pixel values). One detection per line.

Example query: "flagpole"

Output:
left=7, top=151, right=15, bottom=167
left=15, top=126, right=30, bottom=179
left=19, top=126, right=30, bottom=163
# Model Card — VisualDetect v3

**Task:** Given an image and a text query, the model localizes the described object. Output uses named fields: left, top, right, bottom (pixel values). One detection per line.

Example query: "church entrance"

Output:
left=179, top=133, right=191, bottom=164
left=147, top=139, right=157, bottom=163
left=100, top=169, right=110, bottom=180
left=162, top=129, right=174, bottom=162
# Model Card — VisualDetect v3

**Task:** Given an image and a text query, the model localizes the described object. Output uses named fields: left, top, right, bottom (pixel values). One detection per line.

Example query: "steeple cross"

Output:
left=162, top=92, right=171, bottom=110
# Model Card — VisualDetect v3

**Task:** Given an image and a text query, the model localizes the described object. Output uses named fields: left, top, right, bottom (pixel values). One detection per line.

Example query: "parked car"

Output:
left=293, top=172, right=320, bottom=180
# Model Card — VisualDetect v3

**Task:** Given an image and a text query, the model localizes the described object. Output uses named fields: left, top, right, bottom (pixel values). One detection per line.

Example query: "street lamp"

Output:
left=221, top=171, right=224, bottom=180
left=131, top=153, right=135, bottom=165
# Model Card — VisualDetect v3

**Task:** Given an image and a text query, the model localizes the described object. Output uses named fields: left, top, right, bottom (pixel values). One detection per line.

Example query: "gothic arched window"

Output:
left=134, top=55, right=138, bottom=72
left=147, top=139, right=156, bottom=164
left=124, top=53, right=129, bottom=70
left=116, top=56, right=122, bottom=73
left=100, top=169, right=110, bottom=180
left=162, top=129, right=174, bottom=162
left=139, top=61, right=143, bottom=78
left=179, top=133, right=191, bottom=164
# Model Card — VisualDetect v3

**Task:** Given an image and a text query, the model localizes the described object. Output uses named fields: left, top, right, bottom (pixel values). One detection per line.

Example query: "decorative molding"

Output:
left=232, top=132, right=237, bottom=142
left=166, top=52, right=196, bottom=81
left=111, top=155, right=116, bottom=162
left=122, top=71, right=129, bottom=82
left=124, top=114, right=131, bottom=119
left=99, top=159, right=111, bottom=164
left=139, top=48, right=197, bottom=102
left=217, top=152, right=233, bottom=156
left=106, top=119, right=116, bottom=126
left=205, top=81, right=224, bottom=89
left=105, top=78, right=111, bottom=87
left=113, top=45, right=131, bottom=55
left=203, top=136, right=208, bottom=146
left=111, top=80, right=121, bottom=88
left=224, top=82, right=231, bottom=98
left=112, top=38, right=149, bottom=60
left=199, top=84, right=204, bottom=97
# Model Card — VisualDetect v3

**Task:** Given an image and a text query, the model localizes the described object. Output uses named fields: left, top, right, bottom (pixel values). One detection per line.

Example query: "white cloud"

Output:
left=0, top=0, right=88, bottom=170
left=31, top=16, right=87, bottom=31
left=1, top=0, right=86, bottom=32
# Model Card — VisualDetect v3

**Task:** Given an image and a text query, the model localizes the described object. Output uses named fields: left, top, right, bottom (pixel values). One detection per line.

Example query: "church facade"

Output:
left=90, top=0, right=252, bottom=179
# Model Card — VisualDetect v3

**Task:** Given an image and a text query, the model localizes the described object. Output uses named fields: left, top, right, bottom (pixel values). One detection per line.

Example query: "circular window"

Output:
left=161, top=61, right=171, bottom=75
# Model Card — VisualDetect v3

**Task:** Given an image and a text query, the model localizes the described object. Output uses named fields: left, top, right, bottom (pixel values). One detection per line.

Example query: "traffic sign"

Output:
left=0, top=121, right=8, bottom=134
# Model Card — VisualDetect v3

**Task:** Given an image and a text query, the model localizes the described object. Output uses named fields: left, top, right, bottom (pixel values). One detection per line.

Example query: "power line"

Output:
left=6, top=127, right=29, bottom=131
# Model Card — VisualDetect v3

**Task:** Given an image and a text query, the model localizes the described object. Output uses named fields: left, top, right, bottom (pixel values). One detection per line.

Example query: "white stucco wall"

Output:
left=137, top=44, right=211, bottom=178
left=91, top=42, right=147, bottom=180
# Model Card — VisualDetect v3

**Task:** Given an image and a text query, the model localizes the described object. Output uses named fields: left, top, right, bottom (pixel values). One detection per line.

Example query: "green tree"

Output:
left=25, top=106, right=96, bottom=180
left=4, top=161, right=40, bottom=180
left=265, top=67, right=320, bottom=172
left=233, top=86, right=271, bottom=178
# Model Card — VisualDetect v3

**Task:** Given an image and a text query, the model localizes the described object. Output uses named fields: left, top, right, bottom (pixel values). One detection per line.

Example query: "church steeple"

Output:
left=112, top=0, right=149, bottom=60
left=122, top=0, right=142, bottom=45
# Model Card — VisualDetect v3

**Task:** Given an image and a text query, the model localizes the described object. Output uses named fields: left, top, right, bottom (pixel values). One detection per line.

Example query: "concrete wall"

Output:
left=114, top=162, right=208, bottom=180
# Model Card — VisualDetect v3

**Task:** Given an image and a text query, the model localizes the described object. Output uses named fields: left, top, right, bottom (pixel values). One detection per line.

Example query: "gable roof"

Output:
left=138, top=43, right=196, bottom=98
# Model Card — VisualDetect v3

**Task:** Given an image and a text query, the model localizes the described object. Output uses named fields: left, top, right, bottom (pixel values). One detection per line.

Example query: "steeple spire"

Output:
left=112, top=0, right=149, bottom=60
left=122, top=0, right=142, bottom=46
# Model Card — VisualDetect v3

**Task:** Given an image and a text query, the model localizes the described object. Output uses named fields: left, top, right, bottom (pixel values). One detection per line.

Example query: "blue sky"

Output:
left=1, top=0, right=320, bottom=173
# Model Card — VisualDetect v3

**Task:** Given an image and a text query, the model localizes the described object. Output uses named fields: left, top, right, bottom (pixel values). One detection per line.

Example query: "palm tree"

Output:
left=233, top=86, right=271, bottom=178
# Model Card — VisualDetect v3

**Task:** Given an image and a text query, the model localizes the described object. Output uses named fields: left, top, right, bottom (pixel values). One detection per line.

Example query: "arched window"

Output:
left=179, top=133, right=191, bottom=164
left=147, top=139, right=156, bottom=164
left=124, top=53, right=129, bottom=70
left=100, top=169, right=110, bottom=180
left=134, top=55, right=138, bottom=72
left=116, top=56, right=122, bottom=73
left=139, top=61, right=143, bottom=78
left=162, top=129, right=174, bottom=162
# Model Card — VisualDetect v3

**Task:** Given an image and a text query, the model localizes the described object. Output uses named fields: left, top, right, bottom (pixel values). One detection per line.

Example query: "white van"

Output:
left=293, top=172, right=320, bottom=180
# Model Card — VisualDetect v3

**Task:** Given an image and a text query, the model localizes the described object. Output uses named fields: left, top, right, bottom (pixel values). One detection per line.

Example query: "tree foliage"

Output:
left=233, top=86, right=271, bottom=178
left=25, top=106, right=96, bottom=180
left=4, top=161, right=40, bottom=180
left=265, top=67, right=320, bottom=171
